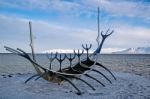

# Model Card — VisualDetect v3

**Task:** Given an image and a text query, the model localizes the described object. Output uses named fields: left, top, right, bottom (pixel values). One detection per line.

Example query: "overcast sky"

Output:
left=0, top=0, right=150, bottom=53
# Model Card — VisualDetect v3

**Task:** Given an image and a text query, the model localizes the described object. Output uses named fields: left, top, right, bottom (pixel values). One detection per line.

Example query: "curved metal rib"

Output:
left=67, top=67, right=105, bottom=87
left=95, top=62, right=116, bottom=80
left=92, top=69, right=112, bottom=84
left=57, top=74, right=82, bottom=95
left=80, top=62, right=112, bottom=84
left=25, top=74, right=39, bottom=83
left=35, top=72, right=47, bottom=81
left=84, top=74, right=105, bottom=87
left=72, top=76, right=95, bottom=90
left=79, top=57, right=116, bottom=81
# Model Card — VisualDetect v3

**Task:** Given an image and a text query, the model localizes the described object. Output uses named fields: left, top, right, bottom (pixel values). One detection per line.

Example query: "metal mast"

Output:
left=29, top=21, right=36, bottom=62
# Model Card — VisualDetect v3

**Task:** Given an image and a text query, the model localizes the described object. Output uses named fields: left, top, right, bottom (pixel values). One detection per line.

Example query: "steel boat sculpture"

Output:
left=4, top=8, right=116, bottom=95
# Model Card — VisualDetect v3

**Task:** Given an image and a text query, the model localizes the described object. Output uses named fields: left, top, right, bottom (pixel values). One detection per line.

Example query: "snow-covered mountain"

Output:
left=42, top=49, right=93, bottom=54
left=113, top=47, right=150, bottom=54
left=42, top=48, right=125, bottom=54
left=42, top=47, right=150, bottom=54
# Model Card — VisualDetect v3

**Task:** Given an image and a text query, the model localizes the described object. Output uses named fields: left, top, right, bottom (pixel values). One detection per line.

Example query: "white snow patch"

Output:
left=0, top=71, right=150, bottom=99
left=42, top=49, right=93, bottom=54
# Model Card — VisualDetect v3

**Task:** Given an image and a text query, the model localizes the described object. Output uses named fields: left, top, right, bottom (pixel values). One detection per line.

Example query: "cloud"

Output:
left=0, top=0, right=150, bottom=21
left=0, top=15, right=98, bottom=53
left=105, top=24, right=150, bottom=48
left=0, top=0, right=80, bottom=12
left=85, top=0, right=150, bottom=20
left=0, top=15, right=30, bottom=52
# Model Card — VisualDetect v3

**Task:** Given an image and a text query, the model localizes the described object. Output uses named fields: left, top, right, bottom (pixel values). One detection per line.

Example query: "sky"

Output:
left=0, top=0, right=150, bottom=53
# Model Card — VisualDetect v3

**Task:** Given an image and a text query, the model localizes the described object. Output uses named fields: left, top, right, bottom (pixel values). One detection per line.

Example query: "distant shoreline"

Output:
left=1, top=53, right=150, bottom=55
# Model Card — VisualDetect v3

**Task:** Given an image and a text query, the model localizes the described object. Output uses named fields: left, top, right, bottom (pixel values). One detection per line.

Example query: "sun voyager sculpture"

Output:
left=4, top=7, right=116, bottom=95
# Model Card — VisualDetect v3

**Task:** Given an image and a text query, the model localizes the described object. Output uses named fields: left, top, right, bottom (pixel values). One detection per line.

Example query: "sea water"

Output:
left=0, top=53, right=150, bottom=75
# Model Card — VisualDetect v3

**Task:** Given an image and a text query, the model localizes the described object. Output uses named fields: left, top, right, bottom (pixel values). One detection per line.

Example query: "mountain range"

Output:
left=42, top=47, right=150, bottom=54
left=42, top=49, right=93, bottom=54
left=112, top=47, right=150, bottom=54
